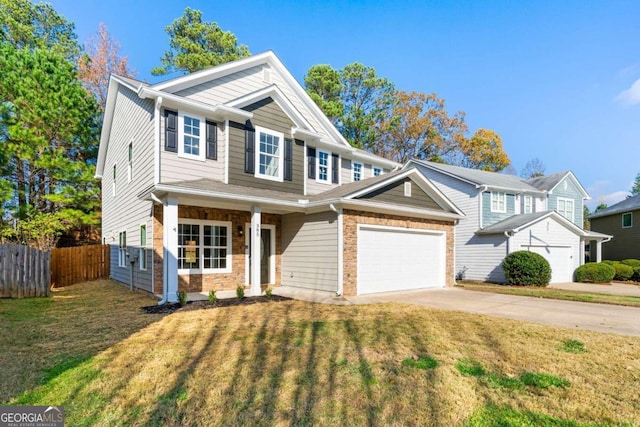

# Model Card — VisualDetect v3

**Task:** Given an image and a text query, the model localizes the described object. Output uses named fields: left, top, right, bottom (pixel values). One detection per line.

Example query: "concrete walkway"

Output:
left=272, top=286, right=640, bottom=338
left=549, top=281, right=640, bottom=297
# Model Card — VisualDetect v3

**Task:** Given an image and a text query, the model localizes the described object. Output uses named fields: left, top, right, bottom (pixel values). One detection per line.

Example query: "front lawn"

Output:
left=459, top=282, right=640, bottom=307
left=1, top=281, right=639, bottom=426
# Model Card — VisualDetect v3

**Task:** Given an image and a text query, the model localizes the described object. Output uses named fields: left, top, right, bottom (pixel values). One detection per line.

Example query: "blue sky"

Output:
left=49, top=0, right=640, bottom=209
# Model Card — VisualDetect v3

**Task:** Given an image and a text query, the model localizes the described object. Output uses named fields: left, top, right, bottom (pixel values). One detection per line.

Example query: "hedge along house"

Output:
left=96, top=52, right=464, bottom=302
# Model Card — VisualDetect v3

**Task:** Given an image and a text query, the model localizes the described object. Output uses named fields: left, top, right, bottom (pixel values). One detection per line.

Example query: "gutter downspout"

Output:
left=504, top=231, right=512, bottom=255
left=329, top=203, right=344, bottom=296
left=478, top=185, right=488, bottom=230
left=151, top=192, right=168, bottom=306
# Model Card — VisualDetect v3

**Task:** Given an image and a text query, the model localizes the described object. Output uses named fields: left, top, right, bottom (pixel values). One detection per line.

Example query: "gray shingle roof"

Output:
left=476, top=212, right=552, bottom=234
left=589, top=193, right=640, bottom=219
left=524, top=171, right=569, bottom=191
left=308, top=169, right=406, bottom=202
left=156, top=179, right=303, bottom=203
left=114, top=75, right=148, bottom=91
left=412, top=159, right=542, bottom=193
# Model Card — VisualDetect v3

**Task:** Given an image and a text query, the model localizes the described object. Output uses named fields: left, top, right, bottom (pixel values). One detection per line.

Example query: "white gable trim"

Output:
left=548, top=171, right=590, bottom=199
left=512, top=211, right=586, bottom=236
left=226, top=84, right=312, bottom=130
left=96, top=77, right=125, bottom=178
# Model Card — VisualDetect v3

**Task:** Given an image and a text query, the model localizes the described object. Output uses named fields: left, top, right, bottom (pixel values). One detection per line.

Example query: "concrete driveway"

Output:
left=357, top=287, right=640, bottom=337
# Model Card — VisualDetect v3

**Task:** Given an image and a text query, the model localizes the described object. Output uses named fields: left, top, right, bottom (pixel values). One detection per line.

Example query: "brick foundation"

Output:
left=342, top=209, right=455, bottom=296
left=153, top=204, right=281, bottom=294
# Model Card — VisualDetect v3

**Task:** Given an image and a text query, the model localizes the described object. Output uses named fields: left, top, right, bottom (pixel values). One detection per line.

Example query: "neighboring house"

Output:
left=406, top=160, right=611, bottom=283
left=96, top=51, right=464, bottom=302
left=589, top=194, right=640, bottom=260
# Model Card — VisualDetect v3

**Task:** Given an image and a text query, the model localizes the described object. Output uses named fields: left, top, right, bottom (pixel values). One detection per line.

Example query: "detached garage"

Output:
left=357, top=225, right=446, bottom=294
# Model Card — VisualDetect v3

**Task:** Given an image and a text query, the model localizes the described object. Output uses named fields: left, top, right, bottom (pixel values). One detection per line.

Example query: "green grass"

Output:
left=2, top=280, right=640, bottom=426
left=401, top=355, right=439, bottom=370
left=458, top=282, right=640, bottom=307
left=560, top=339, right=589, bottom=354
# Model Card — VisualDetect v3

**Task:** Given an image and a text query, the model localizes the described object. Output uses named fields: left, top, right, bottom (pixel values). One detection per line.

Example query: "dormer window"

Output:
left=178, top=112, right=205, bottom=161
left=352, top=162, right=363, bottom=182
left=490, top=192, right=506, bottom=213
left=317, top=150, right=331, bottom=183
left=255, top=126, right=283, bottom=182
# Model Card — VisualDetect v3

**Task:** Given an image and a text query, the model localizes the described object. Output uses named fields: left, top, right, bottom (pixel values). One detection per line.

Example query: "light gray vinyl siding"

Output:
left=412, top=164, right=508, bottom=282
left=591, top=210, right=640, bottom=260
left=357, top=178, right=440, bottom=210
left=281, top=211, right=338, bottom=292
left=160, top=113, right=225, bottom=183
left=228, top=98, right=304, bottom=193
left=548, top=177, right=584, bottom=226
left=101, top=84, right=155, bottom=292
left=482, top=192, right=516, bottom=227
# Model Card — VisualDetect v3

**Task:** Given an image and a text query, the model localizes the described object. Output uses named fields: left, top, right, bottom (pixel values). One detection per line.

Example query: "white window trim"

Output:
left=523, top=195, right=532, bottom=214
left=556, top=197, right=574, bottom=222
left=254, top=126, right=284, bottom=182
left=404, top=181, right=412, bottom=197
left=316, top=149, right=332, bottom=184
left=178, top=111, right=205, bottom=161
left=139, top=224, right=147, bottom=271
left=127, top=141, right=133, bottom=183
left=177, top=219, right=232, bottom=275
left=118, top=231, right=127, bottom=268
left=373, top=166, right=382, bottom=177
left=352, top=162, right=363, bottom=182
left=622, top=212, right=633, bottom=228
left=490, top=192, right=507, bottom=213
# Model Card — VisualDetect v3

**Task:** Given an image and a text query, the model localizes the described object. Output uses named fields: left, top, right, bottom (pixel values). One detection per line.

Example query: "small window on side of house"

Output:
left=373, top=167, right=382, bottom=177
left=317, top=150, right=331, bottom=184
left=112, top=164, right=117, bottom=197
left=404, top=181, right=412, bottom=197
left=127, top=142, right=133, bottom=182
left=352, top=162, right=363, bottom=182
left=118, top=231, right=127, bottom=267
left=139, top=224, right=147, bottom=270
left=622, top=212, right=633, bottom=228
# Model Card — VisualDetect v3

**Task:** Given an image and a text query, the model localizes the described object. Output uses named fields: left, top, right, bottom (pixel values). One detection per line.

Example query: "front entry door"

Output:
left=260, top=229, right=271, bottom=285
left=248, top=226, right=272, bottom=285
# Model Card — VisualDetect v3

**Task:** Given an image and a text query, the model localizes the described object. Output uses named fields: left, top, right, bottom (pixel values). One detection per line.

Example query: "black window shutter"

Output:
left=206, top=121, right=217, bottom=160
left=244, top=121, right=255, bottom=174
left=284, top=138, right=293, bottom=181
left=164, top=110, right=177, bottom=152
left=307, top=147, right=316, bottom=179
left=332, top=153, right=339, bottom=184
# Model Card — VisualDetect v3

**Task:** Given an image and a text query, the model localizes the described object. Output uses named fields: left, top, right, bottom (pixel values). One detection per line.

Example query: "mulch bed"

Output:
left=140, top=295, right=292, bottom=314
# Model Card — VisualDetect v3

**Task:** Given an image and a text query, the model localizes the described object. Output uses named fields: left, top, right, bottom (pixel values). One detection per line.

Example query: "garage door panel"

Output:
left=358, top=226, right=446, bottom=295
left=524, top=246, right=572, bottom=283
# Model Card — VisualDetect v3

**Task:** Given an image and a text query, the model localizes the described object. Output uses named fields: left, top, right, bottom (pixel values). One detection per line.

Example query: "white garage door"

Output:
left=525, top=246, right=573, bottom=283
left=357, top=225, right=446, bottom=295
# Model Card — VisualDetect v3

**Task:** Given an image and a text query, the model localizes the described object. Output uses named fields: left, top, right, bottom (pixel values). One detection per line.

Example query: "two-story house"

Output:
left=588, top=194, right=639, bottom=260
left=406, top=160, right=611, bottom=283
left=96, top=52, right=464, bottom=302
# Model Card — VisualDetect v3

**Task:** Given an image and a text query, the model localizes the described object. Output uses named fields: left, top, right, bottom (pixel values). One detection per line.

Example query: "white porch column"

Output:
left=250, top=206, right=262, bottom=296
left=164, top=196, right=179, bottom=303
left=596, top=241, right=602, bottom=262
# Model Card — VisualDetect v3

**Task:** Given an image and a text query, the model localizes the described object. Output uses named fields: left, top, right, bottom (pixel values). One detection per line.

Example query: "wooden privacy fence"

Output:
left=51, top=245, right=110, bottom=287
left=0, top=244, right=51, bottom=297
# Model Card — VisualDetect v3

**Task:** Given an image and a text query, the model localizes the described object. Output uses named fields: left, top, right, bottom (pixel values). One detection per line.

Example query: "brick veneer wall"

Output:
left=342, top=209, right=455, bottom=296
left=153, top=204, right=281, bottom=294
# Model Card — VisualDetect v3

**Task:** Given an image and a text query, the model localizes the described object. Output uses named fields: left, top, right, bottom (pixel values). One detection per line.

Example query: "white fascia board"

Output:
left=306, top=199, right=462, bottom=221
left=407, top=159, right=479, bottom=187
left=111, top=74, right=142, bottom=92
left=95, top=77, right=121, bottom=179
left=478, top=184, right=546, bottom=195
left=151, top=184, right=304, bottom=210
left=138, top=87, right=253, bottom=123
left=151, top=51, right=275, bottom=93
left=513, top=211, right=586, bottom=236
left=348, top=148, right=400, bottom=169
left=292, top=127, right=322, bottom=142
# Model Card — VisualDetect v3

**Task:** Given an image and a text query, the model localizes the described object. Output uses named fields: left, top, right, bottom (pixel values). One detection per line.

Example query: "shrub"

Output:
left=265, top=287, right=272, bottom=298
left=236, top=286, right=245, bottom=299
left=611, top=262, right=634, bottom=281
left=633, top=267, right=640, bottom=282
left=621, top=259, right=640, bottom=268
left=574, top=263, right=615, bottom=283
left=178, top=290, right=187, bottom=306
left=208, top=290, right=217, bottom=302
left=501, top=251, right=551, bottom=287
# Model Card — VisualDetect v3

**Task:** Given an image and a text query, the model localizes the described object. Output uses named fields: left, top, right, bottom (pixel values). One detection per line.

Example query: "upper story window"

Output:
left=352, top=162, right=363, bottom=182
left=127, top=142, right=133, bottom=183
left=622, top=212, right=633, bottom=228
left=557, top=197, right=574, bottom=222
left=317, top=150, right=331, bottom=183
left=178, top=112, right=205, bottom=161
left=118, top=231, right=126, bottom=267
left=490, top=192, right=506, bottom=213
left=139, top=224, right=147, bottom=271
left=177, top=220, right=232, bottom=273
left=255, top=126, right=283, bottom=182
left=523, top=195, right=532, bottom=214
left=112, top=164, right=117, bottom=197
left=373, top=167, right=382, bottom=177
